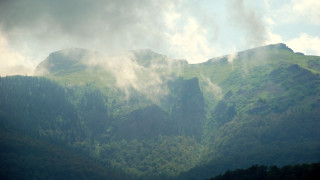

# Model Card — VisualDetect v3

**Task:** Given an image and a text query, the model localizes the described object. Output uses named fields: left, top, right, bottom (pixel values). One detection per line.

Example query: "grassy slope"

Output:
left=181, top=46, right=320, bottom=121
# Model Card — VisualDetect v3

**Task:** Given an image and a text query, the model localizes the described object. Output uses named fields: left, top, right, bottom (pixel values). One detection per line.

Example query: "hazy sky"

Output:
left=0, top=0, right=319, bottom=76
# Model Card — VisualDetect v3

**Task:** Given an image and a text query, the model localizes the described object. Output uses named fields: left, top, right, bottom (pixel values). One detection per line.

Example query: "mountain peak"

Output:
left=206, top=43, right=294, bottom=64
left=261, top=43, right=293, bottom=52
left=237, top=43, right=294, bottom=56
left=34, top=48, right=99, bottom=75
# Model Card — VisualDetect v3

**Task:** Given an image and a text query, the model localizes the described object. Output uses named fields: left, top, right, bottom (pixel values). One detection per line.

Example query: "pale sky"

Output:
left=0, top=0, right=319, bottom=76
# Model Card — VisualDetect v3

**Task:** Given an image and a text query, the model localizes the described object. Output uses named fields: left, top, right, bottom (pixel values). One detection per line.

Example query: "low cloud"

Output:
left=83, top=51, right=182, bottom=104
left=227, top=52, right=238, bottom=71
left=227, top=52, right=238, bottom=64
left=202, top=77, right=223, bottom=100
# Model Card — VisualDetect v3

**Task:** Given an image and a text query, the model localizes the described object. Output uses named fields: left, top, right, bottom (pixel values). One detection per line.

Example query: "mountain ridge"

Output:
left=205, top=43, right=295, bottom=64
left=35, top=48, right=188, bottom=77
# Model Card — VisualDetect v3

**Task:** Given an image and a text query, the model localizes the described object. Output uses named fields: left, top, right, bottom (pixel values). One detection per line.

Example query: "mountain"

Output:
left=1, top=43, right=320, bottom=179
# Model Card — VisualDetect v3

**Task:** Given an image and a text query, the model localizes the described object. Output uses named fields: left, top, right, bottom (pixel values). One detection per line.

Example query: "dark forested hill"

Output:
left=0, top=128, right=131, bottom=180
left=1, top=43, right=320, bottom=179
left=208, top=163, right=320, bottom=180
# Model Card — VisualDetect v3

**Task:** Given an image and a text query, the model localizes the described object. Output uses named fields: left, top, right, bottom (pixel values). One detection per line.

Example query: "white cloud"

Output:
left=164, top=4, right=181, bottom=31
left=266, top=31, right=283, bottom=45
left=0, top=31, right=35, bottom=76
left=269, top=0, right=320, bottom=25
left=264, top=16, right=284, bottom=44
left=286, top=33, right=320, bottom=55
left=292, top=0, right=320, bottom=25
left=165, top=15, right=218, bottom=63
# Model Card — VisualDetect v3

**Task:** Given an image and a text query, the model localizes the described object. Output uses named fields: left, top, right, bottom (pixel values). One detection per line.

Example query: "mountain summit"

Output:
left=34, top=48, right=98, bottom=75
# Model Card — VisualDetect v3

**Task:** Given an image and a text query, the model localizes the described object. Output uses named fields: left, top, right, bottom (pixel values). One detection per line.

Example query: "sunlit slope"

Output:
left=183, top=43, right=320, bottom=115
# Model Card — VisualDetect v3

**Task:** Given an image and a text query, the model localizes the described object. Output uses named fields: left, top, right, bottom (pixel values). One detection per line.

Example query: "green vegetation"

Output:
left=0, top=128, right=131, bottom=180
left=0, top=75, right=204, bottom=179
left=1, top=43, right=320, bottom=179
left=208, top=163, right=320, bottom=180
